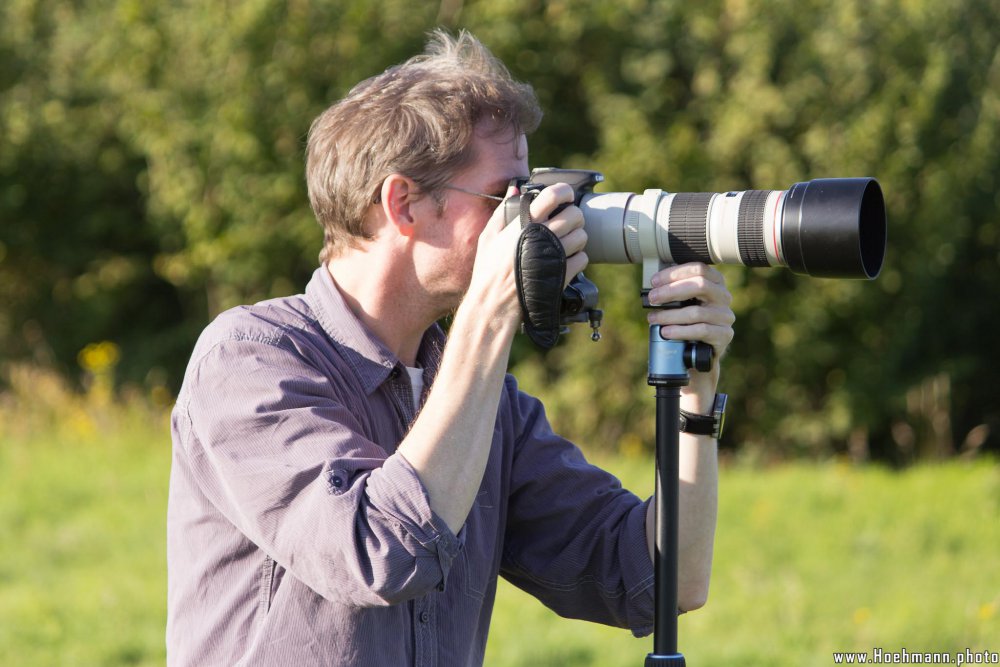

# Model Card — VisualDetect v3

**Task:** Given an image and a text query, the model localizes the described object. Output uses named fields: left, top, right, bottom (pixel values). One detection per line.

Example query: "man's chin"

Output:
left=427, top=292, right=460, bottom=322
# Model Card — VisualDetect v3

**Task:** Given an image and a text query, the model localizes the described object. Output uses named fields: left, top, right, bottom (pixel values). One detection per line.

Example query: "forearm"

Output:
left=398, top=182, right=588, bottom=535
left=397, top=302, right=518, bottom=534
left=644, top=369, right=719, bottom=612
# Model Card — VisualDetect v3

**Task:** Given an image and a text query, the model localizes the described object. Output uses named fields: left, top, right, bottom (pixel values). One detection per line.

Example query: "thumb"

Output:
left=487, top=184, right=521, bottom=234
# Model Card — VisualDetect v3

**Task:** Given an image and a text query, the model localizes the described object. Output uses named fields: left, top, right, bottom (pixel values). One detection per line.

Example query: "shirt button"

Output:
left=331, top=476, right=343, bottom=488
left=419, top=611, right=430, bottom=623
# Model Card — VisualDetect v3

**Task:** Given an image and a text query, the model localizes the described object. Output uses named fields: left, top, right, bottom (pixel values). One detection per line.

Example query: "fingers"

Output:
left=488, top=182, right=583, bottom=241
left=559, top=227, right=588, bottom=257
left=492, top=183, right=589, bottom=287
left=524, top=183, right=583, bottom=236
left=650, top=304, right=735, bottom=327
left=484, top=184, right=522, bottom=236
left=647, top=263, right=731, bottom=308
left=651, top=262, right=726, bottom=287
left=527, top=183, right=574, bottom=224
left=648, top=306, right=735, bottom=344
left=565, top=251, right=589, bottom=286
left=647, top=315, right=735, bottom=360
left=523, top=183, right=589, bottom=281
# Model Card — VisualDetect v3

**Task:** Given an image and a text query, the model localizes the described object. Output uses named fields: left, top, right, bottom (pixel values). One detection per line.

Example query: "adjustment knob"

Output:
left=685, top=342, right=714, bottom=372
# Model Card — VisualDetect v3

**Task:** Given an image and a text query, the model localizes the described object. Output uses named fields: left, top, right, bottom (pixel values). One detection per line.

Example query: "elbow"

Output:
left=678, top=578, right=710, bottom=613
left=339, top=559, right=447, bottom=608
left=677, top=543, right=714, bottom=613
left=337, top=580, right=439, bottom=609
left=355, top=589, right=419, bottom=609
left=366, top=577, right=442, bottom=608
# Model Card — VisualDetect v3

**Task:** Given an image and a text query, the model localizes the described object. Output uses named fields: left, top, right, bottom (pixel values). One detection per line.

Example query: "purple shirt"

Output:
left=167, top=267, right=654, bottom=666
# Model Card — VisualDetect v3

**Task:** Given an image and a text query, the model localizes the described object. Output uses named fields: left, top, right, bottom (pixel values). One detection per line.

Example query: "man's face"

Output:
left=412, top=125, right=529, bottom=313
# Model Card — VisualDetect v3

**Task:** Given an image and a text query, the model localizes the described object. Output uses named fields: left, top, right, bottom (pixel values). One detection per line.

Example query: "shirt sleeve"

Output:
left=174, top=335, right=461, bottom=608
left=498, top=377, right=655, bottom=637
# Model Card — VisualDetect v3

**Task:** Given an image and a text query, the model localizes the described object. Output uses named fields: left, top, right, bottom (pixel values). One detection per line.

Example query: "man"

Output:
left=167, top=30, right=734, bottom=666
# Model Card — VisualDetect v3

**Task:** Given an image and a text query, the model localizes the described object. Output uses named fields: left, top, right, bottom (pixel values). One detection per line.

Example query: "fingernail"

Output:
left=650, top=274, right=662, bottom=288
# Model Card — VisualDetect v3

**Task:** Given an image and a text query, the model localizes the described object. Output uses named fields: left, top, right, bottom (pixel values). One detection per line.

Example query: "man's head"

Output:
left=306, top=30, right=542, bottom=262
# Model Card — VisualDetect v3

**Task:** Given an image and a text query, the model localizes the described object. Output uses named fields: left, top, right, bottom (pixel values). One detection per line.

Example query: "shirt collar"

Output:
left=305, top=266, right=445, bottom=395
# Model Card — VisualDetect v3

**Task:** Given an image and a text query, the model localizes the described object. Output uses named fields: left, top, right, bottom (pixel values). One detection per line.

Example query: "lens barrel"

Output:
left=580, top=178, right=886, bottom=279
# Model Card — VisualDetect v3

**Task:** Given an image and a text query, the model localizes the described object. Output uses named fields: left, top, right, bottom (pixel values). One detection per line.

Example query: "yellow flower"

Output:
left=78, top=341, right=121, bottom=374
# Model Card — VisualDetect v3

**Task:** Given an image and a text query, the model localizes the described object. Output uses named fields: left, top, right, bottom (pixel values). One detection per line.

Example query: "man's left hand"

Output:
left=645, top=262, right=735, bottom=396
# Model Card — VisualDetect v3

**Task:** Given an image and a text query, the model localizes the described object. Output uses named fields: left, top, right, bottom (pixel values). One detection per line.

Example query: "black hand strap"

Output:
left=514, top=192, right=566, bottom=349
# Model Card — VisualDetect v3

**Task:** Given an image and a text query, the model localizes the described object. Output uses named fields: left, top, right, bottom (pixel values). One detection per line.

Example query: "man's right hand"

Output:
left=467, top=182, right=589, bottom=329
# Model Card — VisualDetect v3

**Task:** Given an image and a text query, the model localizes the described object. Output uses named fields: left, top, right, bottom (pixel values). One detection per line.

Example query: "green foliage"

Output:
left=2, top=0, right=999, bottom=459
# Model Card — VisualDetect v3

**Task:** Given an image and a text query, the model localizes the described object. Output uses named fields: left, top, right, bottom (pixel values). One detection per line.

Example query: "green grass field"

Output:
left=1, top=381, right=997, bottom=666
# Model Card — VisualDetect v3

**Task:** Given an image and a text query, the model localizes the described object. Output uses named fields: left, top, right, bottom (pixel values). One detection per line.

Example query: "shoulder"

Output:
left=205, top=293, right=315, bottom=344
left=177, top=293, right=346, bottom=402
left=188, top=293, right=325, bottom=363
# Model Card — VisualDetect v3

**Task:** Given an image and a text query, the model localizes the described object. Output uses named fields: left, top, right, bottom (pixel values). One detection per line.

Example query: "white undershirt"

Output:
left=405, top=365, right=424, bottom=407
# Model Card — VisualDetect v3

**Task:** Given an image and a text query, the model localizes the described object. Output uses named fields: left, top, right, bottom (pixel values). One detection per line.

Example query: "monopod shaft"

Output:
left=645, top=327, right=709, bottom=666
left=652, top=384, right=682, bottom=659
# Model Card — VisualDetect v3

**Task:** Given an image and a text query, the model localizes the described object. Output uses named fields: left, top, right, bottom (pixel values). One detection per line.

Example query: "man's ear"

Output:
left=378, top=174, right=420, bottom=239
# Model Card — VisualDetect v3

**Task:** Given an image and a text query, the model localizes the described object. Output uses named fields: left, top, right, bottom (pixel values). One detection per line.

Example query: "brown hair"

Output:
left=306, top=29, right=542, bottom=262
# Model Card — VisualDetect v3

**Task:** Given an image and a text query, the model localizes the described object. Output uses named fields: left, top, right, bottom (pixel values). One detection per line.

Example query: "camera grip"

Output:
left=513, top=194, right=567, bottom=349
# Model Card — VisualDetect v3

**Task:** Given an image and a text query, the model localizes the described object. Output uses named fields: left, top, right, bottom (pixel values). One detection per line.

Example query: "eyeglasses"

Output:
left=373, top=183, right=507, bottom=205
left=441, top=184, right=505, bottom=203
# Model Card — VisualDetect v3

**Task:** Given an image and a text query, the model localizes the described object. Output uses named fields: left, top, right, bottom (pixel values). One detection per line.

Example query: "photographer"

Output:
left=166, top=30, right=734, bottom=666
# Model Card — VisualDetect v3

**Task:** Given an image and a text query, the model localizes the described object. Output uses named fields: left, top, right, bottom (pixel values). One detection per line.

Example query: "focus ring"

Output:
left=668, top=193, right=712, bottom=264
left=624, top=209, right=642, bottom=263
left=737, top=190, right=771, bottom=267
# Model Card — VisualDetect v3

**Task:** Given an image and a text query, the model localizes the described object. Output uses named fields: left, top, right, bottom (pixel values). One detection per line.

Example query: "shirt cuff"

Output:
left=364, top=453, right=463, bottom=581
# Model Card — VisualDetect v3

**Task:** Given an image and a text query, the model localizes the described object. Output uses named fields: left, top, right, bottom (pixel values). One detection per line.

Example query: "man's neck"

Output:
left=324, top=254, right=434, bottom=367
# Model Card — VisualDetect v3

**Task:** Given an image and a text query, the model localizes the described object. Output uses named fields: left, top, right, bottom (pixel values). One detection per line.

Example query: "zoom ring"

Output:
left=737, top=190, right=772, bottom=267
left=668, top=193, right=713, bottom=264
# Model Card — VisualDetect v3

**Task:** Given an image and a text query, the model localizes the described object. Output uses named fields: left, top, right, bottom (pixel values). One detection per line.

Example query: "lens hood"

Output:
left=781, top=178, right=886, bottom=279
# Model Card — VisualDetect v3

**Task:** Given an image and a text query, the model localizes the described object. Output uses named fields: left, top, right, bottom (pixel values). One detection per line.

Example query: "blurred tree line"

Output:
left=2, top=0, right=998, bottom=462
